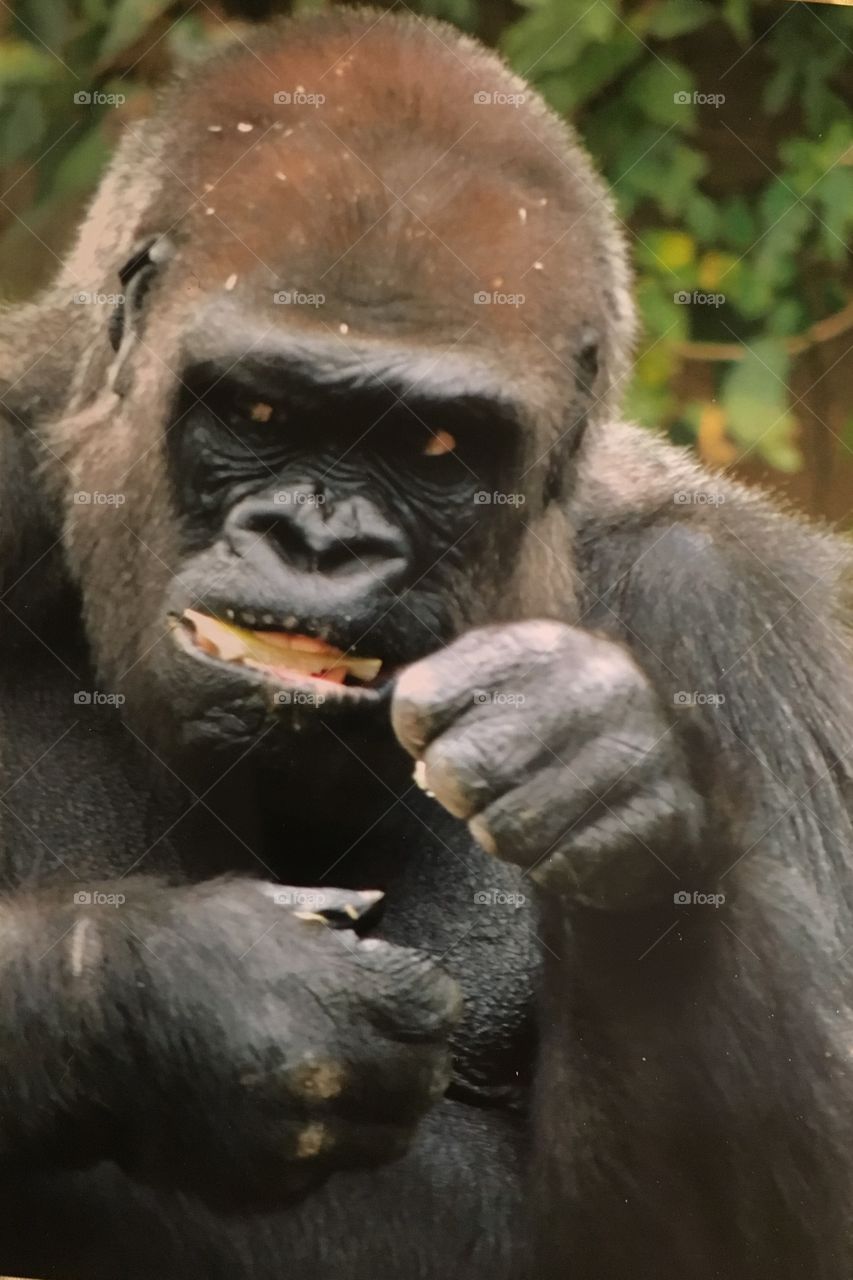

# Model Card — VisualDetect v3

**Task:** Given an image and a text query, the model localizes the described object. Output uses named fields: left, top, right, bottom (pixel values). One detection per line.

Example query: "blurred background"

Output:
left=1, top=0, right=851, bottom=519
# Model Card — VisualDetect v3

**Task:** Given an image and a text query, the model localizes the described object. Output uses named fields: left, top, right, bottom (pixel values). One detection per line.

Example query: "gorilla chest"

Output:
left=307, top=801, right=541, bottom=1103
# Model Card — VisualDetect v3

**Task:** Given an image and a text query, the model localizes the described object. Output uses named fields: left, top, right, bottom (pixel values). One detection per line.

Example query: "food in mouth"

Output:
left=179, top=609, right=382, bottom=685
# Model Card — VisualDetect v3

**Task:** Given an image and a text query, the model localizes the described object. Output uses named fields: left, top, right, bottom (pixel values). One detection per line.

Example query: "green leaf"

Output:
left=416, top=0, right=477, bottom=26
left=0, top=88, right=46, bottom=166
left=623, top=378, right=676, bottom=429
left=722, top=0, right=751, bottom=43
left=721, top=339, right=801, bottom=470
left=766, top=298, right=806, bottom=338
left=719, top=196, right=756, bottom=251
left=749, top=198, right=811, bottom=304
left=617, top=138, right=706, bottom=219
left=647, top=0, right=716, bottom=38
left=684, top=192, right=719, bottom=241
left=0, top=38, right=59, bottom=86
left=503, top=2, right=618, bottom=77
left=582, top=1, right=619, bottom=43
left=762, top=59, right=797, bottom=117
left=49, top=122, right=111, bottom=196
left=83, top=0, right=112, bottom=21
left=167, top=14, right=226, bottom=65
left=536, top=32, right=643, bottom=113
left=623, top=58, right=696, bottom=128
left=810, top=166, right=853, bottom=261
left=98, top=0, right=174, bottom=66
left=636, top=275, right=690, bottom=343
left=15, top=0, right=73, bottom=52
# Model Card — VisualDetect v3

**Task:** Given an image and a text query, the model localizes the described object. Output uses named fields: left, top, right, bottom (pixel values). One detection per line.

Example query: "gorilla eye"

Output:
left=109, top=237, right=170, bottom=352
left=423, top=430, right=456, bottom=457
left=248, top=401, right=275, bottom=424
left=230, top=395, right=287, bottom=429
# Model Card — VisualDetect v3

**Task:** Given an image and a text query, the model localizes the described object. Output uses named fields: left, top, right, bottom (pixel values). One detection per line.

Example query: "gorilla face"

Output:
left=160, top=327, right=526, bottom=742
left=47, top=12, right=632, bottom=770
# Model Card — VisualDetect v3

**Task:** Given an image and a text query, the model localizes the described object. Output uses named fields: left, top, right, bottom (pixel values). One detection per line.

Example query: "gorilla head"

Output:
left=25, top=11, right=633, bottom=772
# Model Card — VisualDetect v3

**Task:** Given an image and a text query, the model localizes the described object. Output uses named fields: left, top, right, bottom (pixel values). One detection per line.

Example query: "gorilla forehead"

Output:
left=128, top=11, right=616, bottom=359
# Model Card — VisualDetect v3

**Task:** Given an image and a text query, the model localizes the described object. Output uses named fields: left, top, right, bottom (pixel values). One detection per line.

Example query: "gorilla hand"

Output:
left=98, top=878, right=460, bottom=1207
left=392, top=621, right=706, bottom=910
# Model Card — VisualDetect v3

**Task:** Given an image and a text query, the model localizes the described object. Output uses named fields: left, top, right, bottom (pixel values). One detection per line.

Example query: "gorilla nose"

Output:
left=224, top=493, right=411, bottom=604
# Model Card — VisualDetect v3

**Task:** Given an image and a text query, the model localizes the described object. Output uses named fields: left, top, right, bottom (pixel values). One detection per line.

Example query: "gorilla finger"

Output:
left=352, top=941, right=463, bottom=1043
left=392, top=621, right=646, bottom=760
left=391, top=621, right=568, bottom=755
left=419, top=718, right=548, bottom=819
left=254, top=882, right=385, bottom=930
left=469, top=764, right=692, bottom=906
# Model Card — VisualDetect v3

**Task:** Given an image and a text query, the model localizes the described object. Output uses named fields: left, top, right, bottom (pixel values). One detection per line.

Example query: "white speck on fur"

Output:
left=68, top=917, right=99, bottom=978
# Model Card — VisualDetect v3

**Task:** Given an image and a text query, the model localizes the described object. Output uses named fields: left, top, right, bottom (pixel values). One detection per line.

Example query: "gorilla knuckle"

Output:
left=357, top=944, right=462, bottom=1039
left=422, top=735, right=495, bottom=820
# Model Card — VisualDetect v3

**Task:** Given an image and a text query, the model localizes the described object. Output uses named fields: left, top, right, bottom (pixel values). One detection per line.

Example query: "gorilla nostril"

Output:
left=224, top=496, right=410, bottom=582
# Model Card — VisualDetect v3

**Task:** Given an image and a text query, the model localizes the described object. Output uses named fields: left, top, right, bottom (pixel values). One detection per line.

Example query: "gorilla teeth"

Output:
left=178, top=609, right=382, bottom=684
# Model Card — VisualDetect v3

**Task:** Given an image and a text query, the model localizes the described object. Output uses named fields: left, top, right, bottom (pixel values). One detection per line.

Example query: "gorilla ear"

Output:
left=109, top=235, right=173, bottom=352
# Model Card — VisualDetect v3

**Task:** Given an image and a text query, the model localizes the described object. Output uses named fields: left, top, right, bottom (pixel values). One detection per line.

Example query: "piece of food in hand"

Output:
left=178, top=609, right=382, bottom=684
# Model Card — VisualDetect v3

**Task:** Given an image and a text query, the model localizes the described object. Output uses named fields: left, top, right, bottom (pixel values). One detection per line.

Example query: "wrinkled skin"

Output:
left=393, top=621, right=705, bottom=907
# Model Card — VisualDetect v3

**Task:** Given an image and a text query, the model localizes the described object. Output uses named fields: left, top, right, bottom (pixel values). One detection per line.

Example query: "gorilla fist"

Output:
left=392, top=621, right=706, bottom=910
left=101, top=878, right=460, bottom=1208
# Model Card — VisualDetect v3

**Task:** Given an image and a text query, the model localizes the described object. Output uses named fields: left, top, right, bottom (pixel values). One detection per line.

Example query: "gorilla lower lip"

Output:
left=178, top=609, right=382, bottom=685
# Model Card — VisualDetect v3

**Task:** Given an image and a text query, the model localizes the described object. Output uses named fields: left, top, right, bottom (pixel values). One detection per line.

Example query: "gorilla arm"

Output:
left=0, top=872, right=458, bottom=1207
left=391, top=422, right=853, bottom=1279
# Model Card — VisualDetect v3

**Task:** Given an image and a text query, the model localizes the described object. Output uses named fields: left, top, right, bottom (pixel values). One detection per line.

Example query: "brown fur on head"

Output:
left=0, top=8, right=635, bottom=739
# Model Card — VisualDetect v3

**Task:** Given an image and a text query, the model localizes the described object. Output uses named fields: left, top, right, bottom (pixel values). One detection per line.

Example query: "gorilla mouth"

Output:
left=176, top=608, right=384, bottom=688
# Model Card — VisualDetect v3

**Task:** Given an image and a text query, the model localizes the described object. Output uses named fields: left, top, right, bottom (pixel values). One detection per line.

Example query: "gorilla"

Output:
left=0, top=9, right=852, bottom=1280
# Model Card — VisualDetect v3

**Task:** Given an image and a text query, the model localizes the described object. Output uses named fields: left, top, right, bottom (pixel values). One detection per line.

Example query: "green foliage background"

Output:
left=1, top=0, right=851, bottom=501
